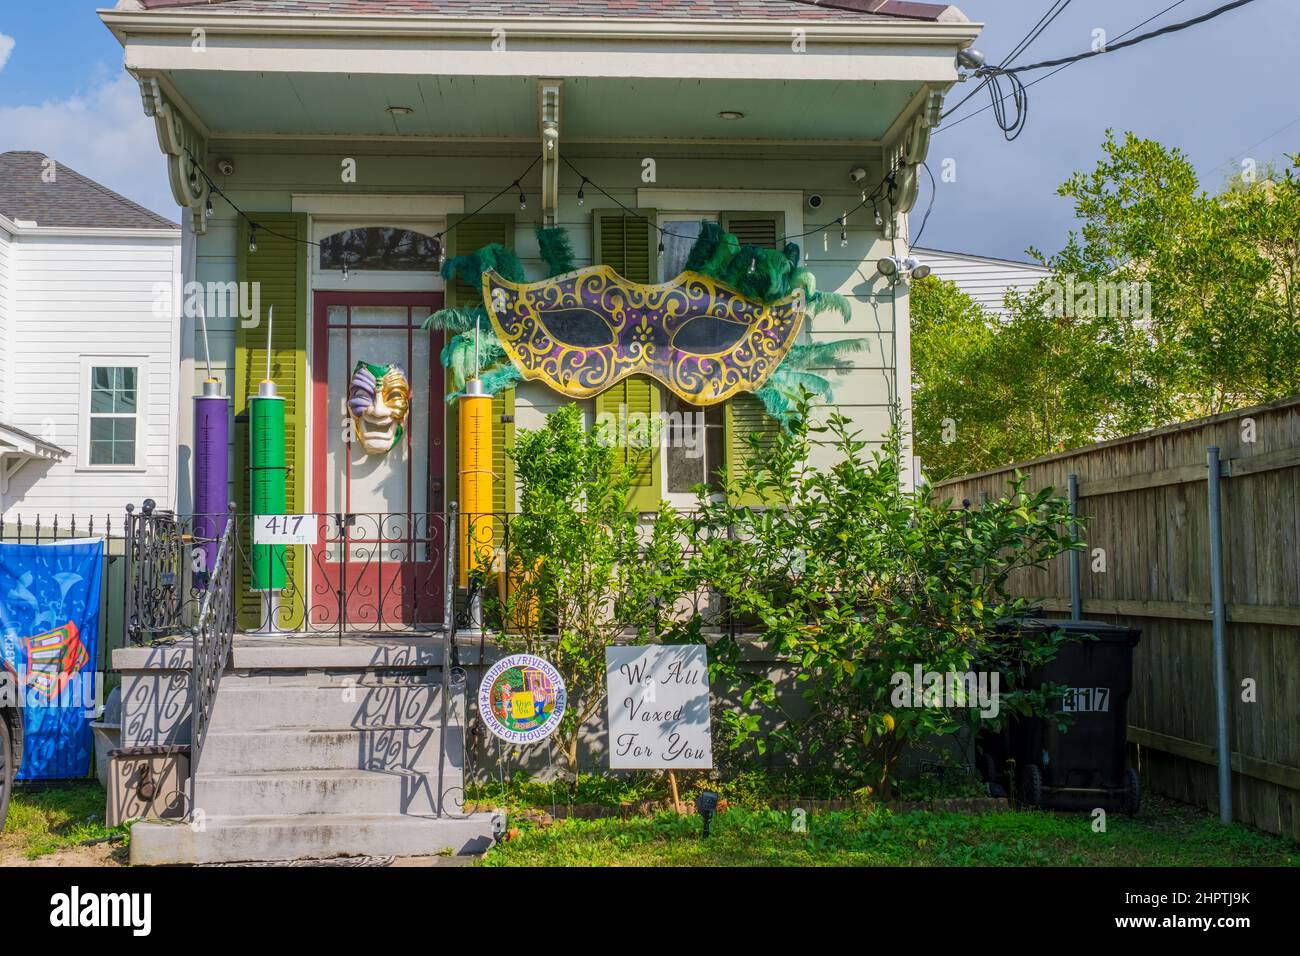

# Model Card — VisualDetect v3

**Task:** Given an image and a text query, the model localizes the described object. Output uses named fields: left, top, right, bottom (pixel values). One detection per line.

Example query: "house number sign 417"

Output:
left=253, top=515, right=318, bottom=546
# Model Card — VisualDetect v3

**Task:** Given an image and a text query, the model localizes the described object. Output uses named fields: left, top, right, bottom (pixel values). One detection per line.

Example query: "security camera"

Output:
left=216, top=159, right=235, bottom=177
left=807, top=194, right=824, bottom=210
left=849, top=167, right=868, bottom=184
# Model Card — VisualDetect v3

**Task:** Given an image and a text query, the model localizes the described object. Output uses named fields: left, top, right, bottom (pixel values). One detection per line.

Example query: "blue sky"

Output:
left=1, top=1, right=1296, bottom=259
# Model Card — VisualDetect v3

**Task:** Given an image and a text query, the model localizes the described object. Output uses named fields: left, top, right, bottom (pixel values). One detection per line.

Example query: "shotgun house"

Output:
left=100, top=0, right=982, bottom=864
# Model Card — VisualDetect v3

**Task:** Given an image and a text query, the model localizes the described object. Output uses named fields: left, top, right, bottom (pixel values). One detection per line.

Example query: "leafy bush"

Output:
left=679, top=399, right=1081, bottom=797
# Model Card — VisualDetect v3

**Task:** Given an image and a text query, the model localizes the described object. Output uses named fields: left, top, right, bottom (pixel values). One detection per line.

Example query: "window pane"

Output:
left=89, top=417, right=136, bottom=466
left=661, top=219, right=707, bottom=280
left=706, top=421, right=726, bottom=488
left=319, top=227, right=441, bottom=272
left=90, top=387, right=115, bottom=414
left=90, top=366, right=137, bottom=413
left=118, top=367, right=138, bottom=411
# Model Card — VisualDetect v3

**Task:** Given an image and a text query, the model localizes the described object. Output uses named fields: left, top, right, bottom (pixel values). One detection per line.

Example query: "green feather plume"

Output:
left=535, top=225, right=577, bottom=278
left=809, top=290, right=852, bottom=323
left=422, top=305, right=481, bottom=334
left=441, top=241, right=526, bottom=292
left=783, top=339, right=869, bottom=372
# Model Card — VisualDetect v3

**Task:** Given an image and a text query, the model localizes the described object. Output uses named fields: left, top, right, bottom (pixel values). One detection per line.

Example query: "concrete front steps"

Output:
left=129, top=637, right=499, bottom=865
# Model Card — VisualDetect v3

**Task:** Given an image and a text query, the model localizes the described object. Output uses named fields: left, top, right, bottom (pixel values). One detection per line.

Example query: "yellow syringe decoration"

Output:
left=458, top=377, right=494, bottom=589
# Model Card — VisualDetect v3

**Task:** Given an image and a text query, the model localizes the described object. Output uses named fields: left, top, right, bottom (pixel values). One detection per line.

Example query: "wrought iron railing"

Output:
left=124, top=500, right=198, bottom=644
left=189, top=505, right=236, bottom=785
left=120, top=505, right=738, bottom=641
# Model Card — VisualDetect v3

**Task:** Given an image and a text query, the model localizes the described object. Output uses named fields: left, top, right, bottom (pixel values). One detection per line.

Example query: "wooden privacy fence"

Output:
left=933, top=395, right=1300, bottom=841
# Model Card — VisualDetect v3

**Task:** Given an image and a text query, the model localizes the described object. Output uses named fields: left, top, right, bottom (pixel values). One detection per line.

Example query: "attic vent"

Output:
left=728, top=218, right=778, bottom=249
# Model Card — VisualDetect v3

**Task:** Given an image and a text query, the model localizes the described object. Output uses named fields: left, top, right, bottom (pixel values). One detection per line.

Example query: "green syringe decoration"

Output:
left=250, top=305, right=287, bottom=593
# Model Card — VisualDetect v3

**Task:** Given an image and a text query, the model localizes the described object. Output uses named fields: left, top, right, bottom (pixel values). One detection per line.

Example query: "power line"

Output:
left=941, top=0, right=1074, bottom=121
left=937, top=0, right=1192, bottom=135
left=1006, top=0, right=1259, bottom=73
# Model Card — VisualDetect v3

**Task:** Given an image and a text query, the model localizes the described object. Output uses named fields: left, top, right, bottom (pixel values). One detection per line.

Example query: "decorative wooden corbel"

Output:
left=538, top=80, right=563, bottom=228
left=880, top=89, right=944, bottom=240
left=139, top=76, right=210, bottom=235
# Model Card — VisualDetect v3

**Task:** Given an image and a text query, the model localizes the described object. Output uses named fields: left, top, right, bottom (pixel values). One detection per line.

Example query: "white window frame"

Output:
left=79, top=356, right=148, bottom=472
left=654, top=211, right=726, bottom=508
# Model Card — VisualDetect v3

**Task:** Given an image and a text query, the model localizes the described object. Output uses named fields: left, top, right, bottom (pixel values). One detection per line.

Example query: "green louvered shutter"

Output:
left=235, top=214, right=308, bottom=629
left=445, top=214, right=516, bottom=523
left=592, top=208, right=661, bottom=511
left=720, top=211, right=784, bottom=504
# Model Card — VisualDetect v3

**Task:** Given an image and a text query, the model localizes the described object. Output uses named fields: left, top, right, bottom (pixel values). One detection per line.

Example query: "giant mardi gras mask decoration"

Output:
left=347, top=361, right=410, bottom=455
left=483, top=266, right=805, bottom=405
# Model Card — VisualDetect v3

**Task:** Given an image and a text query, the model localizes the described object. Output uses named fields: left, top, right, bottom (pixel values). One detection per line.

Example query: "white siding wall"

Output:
left=2, top=231, right=182, bottom=519
left=913, top=247, right=1050, bottom=315
left=0, top=224, right=11, bottom=422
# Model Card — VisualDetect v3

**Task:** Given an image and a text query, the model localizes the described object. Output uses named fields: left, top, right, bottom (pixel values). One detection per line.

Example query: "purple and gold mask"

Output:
left=483, top=266, right=805, bottom=405
left=347, top=361, right=410, bottom=455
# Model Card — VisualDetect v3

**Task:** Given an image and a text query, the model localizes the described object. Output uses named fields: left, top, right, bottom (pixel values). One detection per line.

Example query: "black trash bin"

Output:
left=977, top=618, right=1142, bottom=814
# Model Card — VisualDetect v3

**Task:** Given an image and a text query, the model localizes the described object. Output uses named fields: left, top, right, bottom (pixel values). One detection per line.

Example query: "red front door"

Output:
left=311, top=291, right=444, bottom=629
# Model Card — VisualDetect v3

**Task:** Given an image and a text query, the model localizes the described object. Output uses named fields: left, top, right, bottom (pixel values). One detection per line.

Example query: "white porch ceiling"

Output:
left=164, top=72, right=925, bottom=142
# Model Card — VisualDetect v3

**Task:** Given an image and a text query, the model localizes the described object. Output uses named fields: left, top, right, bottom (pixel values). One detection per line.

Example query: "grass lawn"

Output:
left=1, top=781, right=128, bottom=864
left=479, top=795, right=1299, bottom=867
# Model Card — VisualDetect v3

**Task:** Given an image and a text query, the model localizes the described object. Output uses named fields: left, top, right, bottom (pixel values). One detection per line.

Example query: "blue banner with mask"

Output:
left=0, top=539, right=102, bottom=779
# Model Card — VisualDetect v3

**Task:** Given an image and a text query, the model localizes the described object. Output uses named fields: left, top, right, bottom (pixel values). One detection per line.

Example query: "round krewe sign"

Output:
left=477, top=654, right=567, bottom=744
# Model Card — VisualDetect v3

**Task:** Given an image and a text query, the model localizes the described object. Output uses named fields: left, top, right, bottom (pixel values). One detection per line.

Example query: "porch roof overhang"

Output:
left=101, top=5, right=982, bottom=233
left=0, top=423, right=69, bottom=498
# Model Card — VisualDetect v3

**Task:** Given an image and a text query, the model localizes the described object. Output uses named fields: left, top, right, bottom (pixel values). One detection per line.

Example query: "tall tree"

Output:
left=913, top=132, right=1300, bottom=480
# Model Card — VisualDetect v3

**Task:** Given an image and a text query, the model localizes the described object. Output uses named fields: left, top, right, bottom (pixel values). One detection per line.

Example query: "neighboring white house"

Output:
left=0, top=151, right=182, bottom=519
left=913, top=246, right=1050, bottom=315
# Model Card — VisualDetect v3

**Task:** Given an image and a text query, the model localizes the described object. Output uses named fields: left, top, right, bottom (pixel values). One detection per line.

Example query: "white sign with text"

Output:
left=606, top=645, right=712, bottom=769
left=252, top=515, right=318, bottom=546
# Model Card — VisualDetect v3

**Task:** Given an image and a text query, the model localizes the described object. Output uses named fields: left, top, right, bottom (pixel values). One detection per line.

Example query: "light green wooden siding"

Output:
left=445, top=214, right=516, bottom=519
left=720, top=211, right=784, bottom=504
left=235, top=213, right=308, bottom=630
left=592, top=208, right=662, bottom=510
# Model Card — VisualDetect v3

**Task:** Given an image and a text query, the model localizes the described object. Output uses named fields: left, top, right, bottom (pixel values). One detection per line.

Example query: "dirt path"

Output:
left=0, top=839, right=126, bottom=867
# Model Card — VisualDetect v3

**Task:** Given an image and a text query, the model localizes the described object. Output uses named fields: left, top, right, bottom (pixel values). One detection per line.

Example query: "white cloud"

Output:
left=0, top=33, right=15, bottom=72
left=0, top=72, right=178, bottom=222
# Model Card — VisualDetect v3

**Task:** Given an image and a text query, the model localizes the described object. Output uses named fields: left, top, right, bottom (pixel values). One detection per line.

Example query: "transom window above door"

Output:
left=318, top=227, right=440, bottom=272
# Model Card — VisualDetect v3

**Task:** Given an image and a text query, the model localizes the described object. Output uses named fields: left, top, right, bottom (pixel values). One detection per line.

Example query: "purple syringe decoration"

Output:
left=192, top=303, right=229, bottom=587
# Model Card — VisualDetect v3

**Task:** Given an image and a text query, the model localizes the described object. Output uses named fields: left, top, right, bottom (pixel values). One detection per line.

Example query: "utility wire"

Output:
left=1004, top=0, right=1259, bottom=74
left=938, top=0, right=1192, bottom=135
left=909, top=161, right=937, bottom=249
left=940, top=0, right=1074, bottom=121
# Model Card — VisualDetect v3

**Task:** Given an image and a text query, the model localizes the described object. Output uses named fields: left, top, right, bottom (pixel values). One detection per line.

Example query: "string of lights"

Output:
left=184, top=149, right=540, bottom=274
left=184, top=146, right=915, bottom=281
left=561, top=154, right=906, bottom=260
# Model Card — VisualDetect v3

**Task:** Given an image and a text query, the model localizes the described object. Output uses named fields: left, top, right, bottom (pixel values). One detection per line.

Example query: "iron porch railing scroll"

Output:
left=189, top=504, right=236, bottom=786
